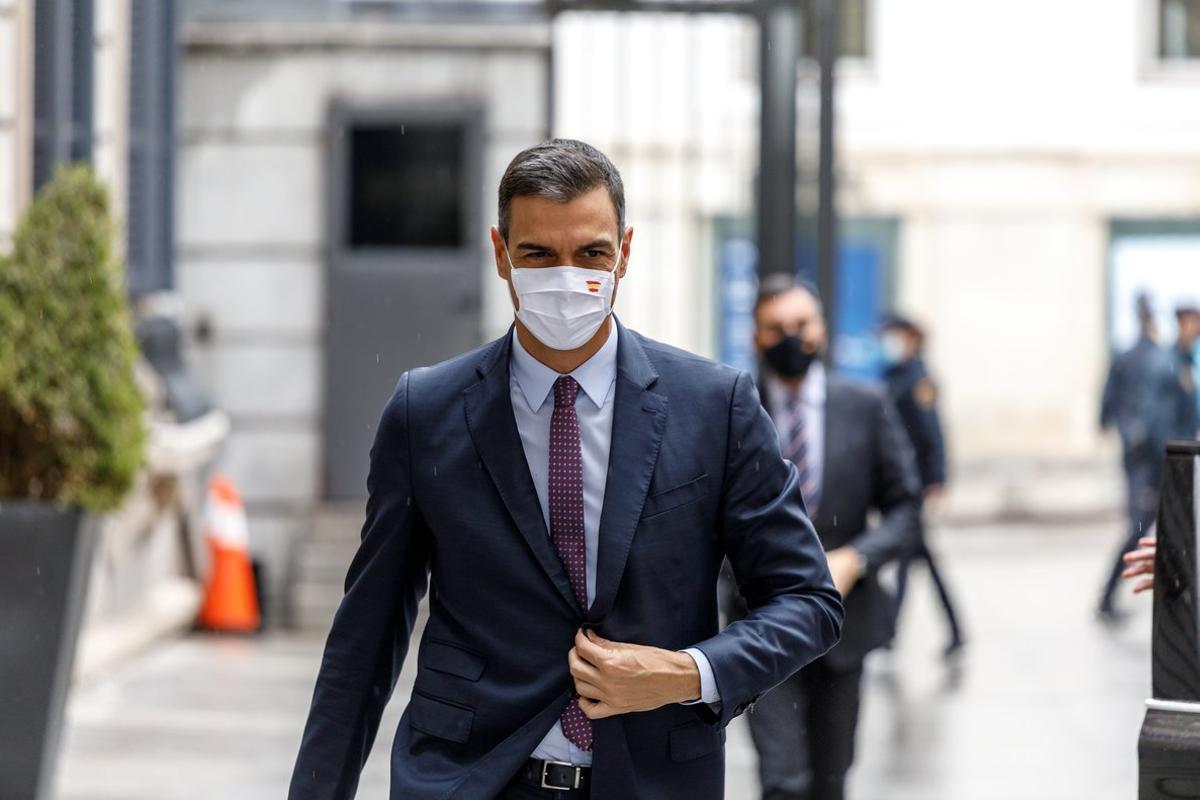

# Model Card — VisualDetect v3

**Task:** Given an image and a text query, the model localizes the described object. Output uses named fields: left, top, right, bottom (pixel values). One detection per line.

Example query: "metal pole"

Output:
left=544, top=0, right=559, bottom=138
left=816, top=0, right=838, bottom=341
left=756, top=1, right=799, bottom=278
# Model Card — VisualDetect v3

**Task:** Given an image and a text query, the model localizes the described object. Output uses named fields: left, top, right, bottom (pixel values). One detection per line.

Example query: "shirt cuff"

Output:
left=680, top=647, right=721, bottom=705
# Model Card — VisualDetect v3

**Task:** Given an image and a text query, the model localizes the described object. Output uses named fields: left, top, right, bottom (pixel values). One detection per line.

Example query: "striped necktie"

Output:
left=784, top=394, right=821, bottom=513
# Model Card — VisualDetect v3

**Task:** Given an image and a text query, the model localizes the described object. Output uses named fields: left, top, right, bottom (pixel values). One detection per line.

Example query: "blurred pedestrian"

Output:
left=1170, top=304, right=1199, bottom=440
left=879, top=313, right=964, bottom=656
left=1097, top=294, right=1180, bottom=621
left=721, top=275, right=921, bottom=800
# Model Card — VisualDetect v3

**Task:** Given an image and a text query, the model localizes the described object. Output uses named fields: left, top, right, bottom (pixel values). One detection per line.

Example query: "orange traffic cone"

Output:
left=197, top=475, right=261, bottom=632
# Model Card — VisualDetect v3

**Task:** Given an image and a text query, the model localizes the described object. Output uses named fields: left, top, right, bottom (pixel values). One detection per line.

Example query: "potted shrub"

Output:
left=0, top=165, right=145, bottom=800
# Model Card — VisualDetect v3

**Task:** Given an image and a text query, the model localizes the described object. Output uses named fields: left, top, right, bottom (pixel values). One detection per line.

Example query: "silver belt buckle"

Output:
left=540, top=760, right=582, bottom=790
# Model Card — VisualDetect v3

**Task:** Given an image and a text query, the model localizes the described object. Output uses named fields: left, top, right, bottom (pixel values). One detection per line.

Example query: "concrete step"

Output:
left=297, top=539, right=358, bottom=574
left=310, top=504, right=366, bottom=542
left=288, top=503, right=366, bottom=631
left=291, top=584, right=341, bottom=632
left=937, top=456, right=1123, bottom=525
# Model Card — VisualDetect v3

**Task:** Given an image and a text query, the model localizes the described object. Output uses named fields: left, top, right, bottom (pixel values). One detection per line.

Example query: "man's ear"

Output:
left=490, top=227, right=510, bottom=280
left=618, top=225, right=634, bottom=279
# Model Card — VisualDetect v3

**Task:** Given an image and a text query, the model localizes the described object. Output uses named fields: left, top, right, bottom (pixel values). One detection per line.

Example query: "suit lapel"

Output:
left=590, top=323, right=667, bottom=622
left=463, top=331, right=582, bottom=616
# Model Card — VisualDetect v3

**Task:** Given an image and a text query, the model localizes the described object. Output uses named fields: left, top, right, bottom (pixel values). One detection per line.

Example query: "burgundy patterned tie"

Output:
left=549, top=376, right=592, bottom=750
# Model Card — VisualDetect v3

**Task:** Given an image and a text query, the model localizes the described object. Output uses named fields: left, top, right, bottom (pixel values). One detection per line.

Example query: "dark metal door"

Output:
left=324, top=104, right=483, bottom=500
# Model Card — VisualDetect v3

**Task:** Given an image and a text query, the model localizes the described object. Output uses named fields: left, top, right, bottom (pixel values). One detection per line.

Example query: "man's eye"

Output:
left=586, top=249, right=603, bottom=258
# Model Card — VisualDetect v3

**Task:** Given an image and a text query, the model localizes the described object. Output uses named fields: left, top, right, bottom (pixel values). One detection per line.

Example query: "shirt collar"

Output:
left=766, top=361, right=827, bottom=411
left=510, top=322, right=618, bottom=412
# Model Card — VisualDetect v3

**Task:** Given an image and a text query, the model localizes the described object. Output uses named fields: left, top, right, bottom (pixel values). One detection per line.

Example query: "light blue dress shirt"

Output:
left=764, top=361, right=826, bottom=506
left=509, top=323, right=718, bottom=766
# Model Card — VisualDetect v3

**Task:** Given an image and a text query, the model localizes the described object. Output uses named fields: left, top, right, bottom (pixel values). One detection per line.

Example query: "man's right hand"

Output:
left=1121, top=536, right=1157, bottom=594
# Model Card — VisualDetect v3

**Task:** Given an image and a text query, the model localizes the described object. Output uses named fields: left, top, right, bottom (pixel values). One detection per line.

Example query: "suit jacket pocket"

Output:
left=422, top=639, right=486, bottom=681
left=409, top=691, right=475, bottom=744
left=668, top=720, right=720, bottom=762
left=642, top=474, right=708, bottom=519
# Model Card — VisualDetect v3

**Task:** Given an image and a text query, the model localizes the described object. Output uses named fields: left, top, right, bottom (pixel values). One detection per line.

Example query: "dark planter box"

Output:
left=0, top=502, right=94, bottom=800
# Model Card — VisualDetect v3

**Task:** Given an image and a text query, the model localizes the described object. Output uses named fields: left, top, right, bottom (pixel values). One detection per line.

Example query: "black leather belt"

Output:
left=516, top=758, right=592, bottom=794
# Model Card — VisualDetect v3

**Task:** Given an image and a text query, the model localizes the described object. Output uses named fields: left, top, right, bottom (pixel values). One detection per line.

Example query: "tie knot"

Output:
left=554, top=375, right=580, bottom=408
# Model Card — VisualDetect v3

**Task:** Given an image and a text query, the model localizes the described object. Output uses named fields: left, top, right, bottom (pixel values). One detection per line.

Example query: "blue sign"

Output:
left=717, top=236, right=760, bottom=375
left=832, top=244, right=885, bottom=381
left=715, top=219, right=896, bottom=382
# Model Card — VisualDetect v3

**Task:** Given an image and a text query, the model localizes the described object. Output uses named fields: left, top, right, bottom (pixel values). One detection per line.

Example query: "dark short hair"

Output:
left=754, top=273, right=824, bottom=319
left=880, top=312, right=922, bottom=336
left=498, top=139, right=625, bottom=241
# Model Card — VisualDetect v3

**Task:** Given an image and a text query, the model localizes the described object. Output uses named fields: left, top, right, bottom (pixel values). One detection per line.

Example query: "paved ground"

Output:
left=55, top=519, right=1152, bottom=799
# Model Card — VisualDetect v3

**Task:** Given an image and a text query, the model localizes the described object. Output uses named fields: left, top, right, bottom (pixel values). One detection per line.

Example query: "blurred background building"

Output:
left=0, top=0, right=222, bottom=684
left=2, top=1, right=1196, bottom=797
left=4, top=0, right=1200, bottom=631
left=170, top=0, right=1200, bottom=628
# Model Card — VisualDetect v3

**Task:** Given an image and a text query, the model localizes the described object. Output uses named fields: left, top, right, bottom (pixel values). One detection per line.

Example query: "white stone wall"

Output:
left=554, top=12, right=759, bottom=359
left=0, top=0, right=129, bottom=246
left=0, top=0, right=30, bottom=248
left=554, top=0, right=1200, bottom=464
left=92, top=0, right=130, bottom=238
left=838, top=0, right=1200, bottom=460
left=178, top=22, right=550, bottom=614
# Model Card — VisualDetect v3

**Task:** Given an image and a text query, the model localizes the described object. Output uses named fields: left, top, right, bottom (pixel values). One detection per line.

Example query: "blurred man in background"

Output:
left=1171, top=304, right=1199, bottom=441
left=722, top=276, right=921, bottom=800
left=879, top=314, right=965, bottom=657
left=1098, top=294, right=1181, bottom=621
left=1116, top=303, right=1198, bottom=615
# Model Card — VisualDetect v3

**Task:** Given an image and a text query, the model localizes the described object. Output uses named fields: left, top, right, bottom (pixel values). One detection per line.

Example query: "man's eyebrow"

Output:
left=577, top=239, right=615, bottom=251
left=514, top=241, right=554, bottom=252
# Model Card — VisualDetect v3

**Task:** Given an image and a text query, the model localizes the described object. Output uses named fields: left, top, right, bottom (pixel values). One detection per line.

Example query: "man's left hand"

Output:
left=568, top=629, right=701, bottom=720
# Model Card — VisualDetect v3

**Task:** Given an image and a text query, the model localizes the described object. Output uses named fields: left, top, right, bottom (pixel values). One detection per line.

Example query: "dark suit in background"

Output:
left=289, top=321, right=843, bottom=800
left=723, top=368, right=921, bottom=800
left=1170, top=341, right=1198, bottom=441
left=1098, top=334, right=1181, bottom=616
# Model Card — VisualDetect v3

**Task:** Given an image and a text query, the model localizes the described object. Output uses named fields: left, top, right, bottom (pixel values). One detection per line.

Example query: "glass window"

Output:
left=348, top=123, right=465, bottom=249
left=1161, top=0, right=1200, bottom=60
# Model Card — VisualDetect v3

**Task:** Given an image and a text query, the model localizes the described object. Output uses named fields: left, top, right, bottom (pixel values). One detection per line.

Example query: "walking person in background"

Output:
left=1097, top=294, right=1180, bottom=622
left=1116, top=305, right=1200, bottom=615
left=721, top=276, right=922, bottom=800
left=879, top=314, right=965, bottom=657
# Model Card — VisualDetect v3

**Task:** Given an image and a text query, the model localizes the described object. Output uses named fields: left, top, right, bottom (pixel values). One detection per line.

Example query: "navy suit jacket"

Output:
left=288, top=320, right=843, bottom=800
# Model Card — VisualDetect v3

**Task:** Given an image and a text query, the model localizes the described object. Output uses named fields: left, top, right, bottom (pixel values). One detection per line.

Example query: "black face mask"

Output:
left=763, top=334, right=817, bottom=379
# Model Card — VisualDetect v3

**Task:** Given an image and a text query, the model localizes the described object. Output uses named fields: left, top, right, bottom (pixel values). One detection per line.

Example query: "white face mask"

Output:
left=880, top=332, right=908, bottom=365
left=506, top=246, right=621, bottom=351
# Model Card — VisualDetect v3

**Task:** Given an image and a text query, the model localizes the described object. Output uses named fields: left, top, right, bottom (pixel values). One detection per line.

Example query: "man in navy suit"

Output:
left=288, top=139, right=843, bottom=800
left=722, top=277, right=921, bottom=800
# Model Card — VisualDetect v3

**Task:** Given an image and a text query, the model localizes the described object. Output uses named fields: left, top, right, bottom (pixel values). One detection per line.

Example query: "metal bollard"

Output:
left=1138, top=440, right=1200, bottom=799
